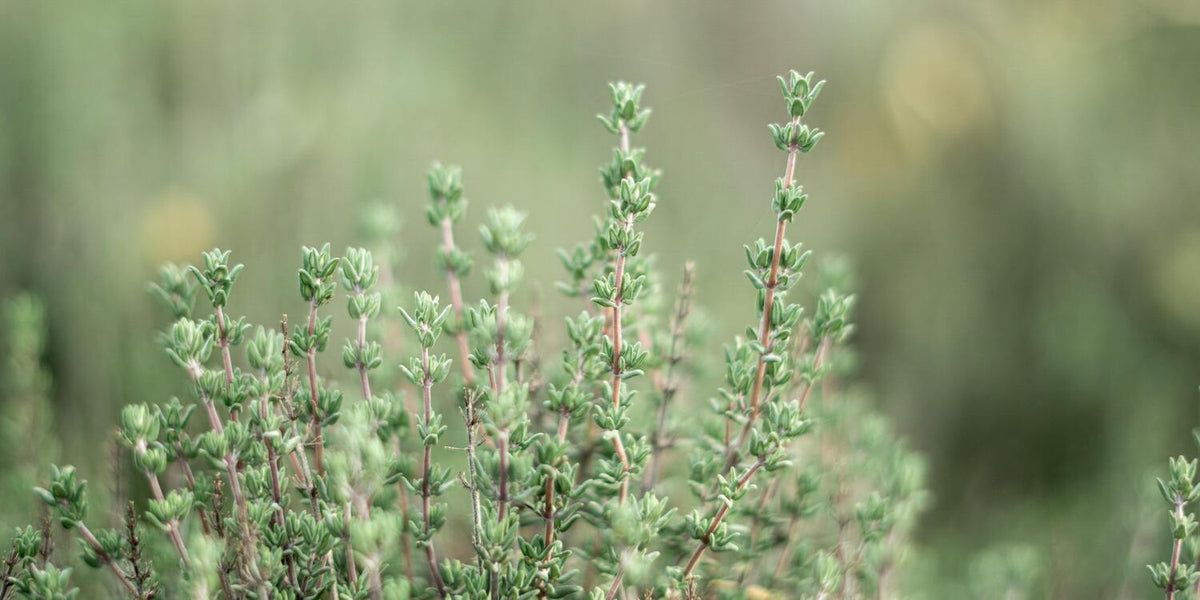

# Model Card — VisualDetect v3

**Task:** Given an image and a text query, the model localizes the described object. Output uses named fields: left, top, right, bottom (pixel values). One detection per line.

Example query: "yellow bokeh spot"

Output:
left=1149, top=227, right=1200, bottom=335
left=140, top=189, right=215, bottom=265
left=883, top=21, right=992, bottom=152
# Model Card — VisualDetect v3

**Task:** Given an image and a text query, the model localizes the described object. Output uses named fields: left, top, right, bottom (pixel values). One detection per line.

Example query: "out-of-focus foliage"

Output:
left=0, top=295, right=58, bottom=534
left=0, top=1, right=1198, bottom=597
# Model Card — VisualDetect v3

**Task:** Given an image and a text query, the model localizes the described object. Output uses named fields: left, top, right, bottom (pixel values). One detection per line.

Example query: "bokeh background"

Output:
left=2, top=1, right=1199, bottom=596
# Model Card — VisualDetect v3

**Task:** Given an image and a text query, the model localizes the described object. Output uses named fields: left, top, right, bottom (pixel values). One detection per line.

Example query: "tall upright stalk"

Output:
left=477, top=205, right=533, bottom=524
left=426, top=164, right=476, bottom=387
left=398, top=292, right=452, bottom=597
left=726, top=72, right=825, bottom=468
left=419, top=345, right=446, bottom=596
left=593, top=81, right=658, bottom=599
left=1151, top=457, right=1200, bottom=597
left=293, top=244, right=341, bottom=476
left=683, top=71, right=826, bottom=585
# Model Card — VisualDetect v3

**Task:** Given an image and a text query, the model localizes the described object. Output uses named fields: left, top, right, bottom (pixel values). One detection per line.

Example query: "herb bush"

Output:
left=0, top=72, right=927, bottom=600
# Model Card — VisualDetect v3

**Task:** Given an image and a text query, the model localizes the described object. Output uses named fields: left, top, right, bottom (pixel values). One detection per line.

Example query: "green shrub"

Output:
left=2, top=72, right=925, bottom=600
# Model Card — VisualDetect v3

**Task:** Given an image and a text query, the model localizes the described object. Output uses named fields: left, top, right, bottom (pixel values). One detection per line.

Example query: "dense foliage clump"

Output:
left=0, top=72, right=927, bottom=599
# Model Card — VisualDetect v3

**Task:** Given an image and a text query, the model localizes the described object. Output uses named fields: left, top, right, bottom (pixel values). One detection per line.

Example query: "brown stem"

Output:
left=491, top=253, right=515, bottom=521
left=280, top=316, right=315, bottom=497
left=605, top=567, right=625, bottom=600
left=76, top=521, right=139, bottom=597
left=198, top=389, right=224, bottom=435
left=217, top=444, right=267, bottom=594
left=543, top=478, right=555, bottom=549
left=258, top=382, right=286, bottom=529
left=462, top=393, right=485, bottom=564
left=327, top=553, right=340, bottom=600
left=440, top=217, right=475, bottom=387
left=0, top=550, right=17, bottom=600
left=496, top=281, right=510, bottom=391
left=145, top=471, right=191, bottom=567
left=535, top=411, right=574, bottom=600
left=357, top=314, right=373, bottom=402
left=305, top=301, right=325, bottom=476
left=420, top=347, right=447, bottom=597
left=603, top=120, right=641, bottom=504
left=543, top=408, right=571, bottom=549
left=542, top=343, right=591, bottom=587
left=609, top=251, right=630, bottom=504
left=172, top=444, right=211, bottom=536
left=556, top=408, right=570, bottom=442
left=593, top=122, right=639, bottom=600
left=192, top=388, right=249, bottom=528
left=215, top=306, right=235, bottom=387
left=1167, top=499, right=1186, bottom=600
left=258, top=373, right=295, bottom=587
left=727, top=117, right=803, bottom=467
left=223, top=456, right=250, bottom=529
left=682, top=456, right=767, bottom=579
left=188, top=370, right=259, bottom=573
left=217, top=566, right=236, bottom=600
left=259, top=375, right=288, bottom=499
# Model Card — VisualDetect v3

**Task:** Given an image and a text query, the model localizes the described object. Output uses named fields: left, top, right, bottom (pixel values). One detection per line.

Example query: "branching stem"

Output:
left=75, top=520, right=138, bottom=597
left=682, top=454, right=768, bottom=579
left=145, top=471, right=191, bottom=567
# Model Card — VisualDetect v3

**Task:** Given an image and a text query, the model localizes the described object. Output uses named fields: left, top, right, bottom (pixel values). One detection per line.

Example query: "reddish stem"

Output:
left=145, top=472, right=191, bottom=567
left=357, top=315, right=372, bottom=402
left=172, top=443, right=211, bottom=535
left=420, top=346, right=447, bottom=596
left=1168, top=499, right=1186, bottom=600
left=610, top=251, right=630, bottom=504
left=727, top=117, right=803, bottom=466
left=215, top=305, right=235, bottom=387
left=496, top=277, right=510, bottom=391
left=75, top=521, right=138, bottom=597
left=682, top=457, right=767, bottom=579
left=543, top=408, right=571, bottom=549
left=441, top=217, right=476, bottom=387
left=305, top=301, right=325, bottom=476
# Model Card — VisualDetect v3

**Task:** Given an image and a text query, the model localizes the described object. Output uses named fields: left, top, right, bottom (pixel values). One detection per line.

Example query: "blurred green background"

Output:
left=1, top=1, right=1199, bottom=596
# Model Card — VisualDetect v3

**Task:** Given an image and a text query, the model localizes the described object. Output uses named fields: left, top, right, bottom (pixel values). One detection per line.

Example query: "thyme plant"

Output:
left=2, top=72, right=928, bottom=600
left=1150, top=435, right=1200, bottom=599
